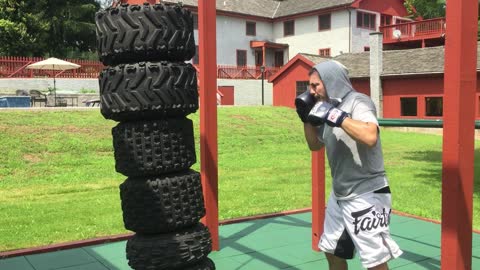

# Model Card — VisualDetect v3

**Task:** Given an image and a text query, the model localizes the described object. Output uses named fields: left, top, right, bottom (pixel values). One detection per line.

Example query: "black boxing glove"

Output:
left=295, top=90, right=315, bottom=123
left=307, top=101, right=348, bottom=127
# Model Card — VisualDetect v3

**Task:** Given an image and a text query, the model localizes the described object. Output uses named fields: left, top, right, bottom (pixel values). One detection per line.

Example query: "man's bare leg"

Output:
left=368, top=262, right=389, bottom=270
left=325, top=253, right=348, bottom=270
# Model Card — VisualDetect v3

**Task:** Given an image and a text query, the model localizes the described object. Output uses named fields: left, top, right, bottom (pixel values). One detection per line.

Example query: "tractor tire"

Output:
left=113, top=118, right=196, bottom=177
left=182, top=258, right=215, bottom=270
left=120, top=170, right=205, bottom=234
left=99, top=61, right=198, bottom=122
left=95, top=3, right=195, bottom=66
left=126, top=223, right=212, bottom=270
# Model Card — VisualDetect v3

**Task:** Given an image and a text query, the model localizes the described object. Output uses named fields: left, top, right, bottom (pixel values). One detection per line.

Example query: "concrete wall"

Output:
left=218, top=79, right=273, bottom=105
left=194, top=15, right=274, bottom=66
left=0, top=78, right=272, bottom=106
left=351, top=9, right=379, bottom=53
left=0, top=78, right=99, bottom=93
left=273, top=10, right=352, bottom=57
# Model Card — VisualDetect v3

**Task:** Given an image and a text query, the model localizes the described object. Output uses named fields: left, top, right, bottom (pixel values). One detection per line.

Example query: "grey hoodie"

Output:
left=313, top=60, right=388, bottom=199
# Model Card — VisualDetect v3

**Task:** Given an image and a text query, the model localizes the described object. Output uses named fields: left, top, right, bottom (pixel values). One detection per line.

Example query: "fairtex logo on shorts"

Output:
left=351, top=206, right=391, bottom=235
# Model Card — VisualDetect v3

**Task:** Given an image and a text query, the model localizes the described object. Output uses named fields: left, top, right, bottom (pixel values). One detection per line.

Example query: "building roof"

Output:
left=271, top=43, right=480, bottom=82
left=298, top=44, right=480, bottom=79
left=165, top=0, right=356, bottom=19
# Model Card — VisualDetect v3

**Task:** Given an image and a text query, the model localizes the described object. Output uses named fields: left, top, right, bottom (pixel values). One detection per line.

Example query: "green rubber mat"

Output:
left=1, top=212, right=479, bottom=270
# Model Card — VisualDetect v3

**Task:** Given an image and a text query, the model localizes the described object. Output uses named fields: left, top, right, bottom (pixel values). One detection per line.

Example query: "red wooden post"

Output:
left=441, top=0, right=477, bottom=269
left=311, top=150, right=325, bottom=251
left=198, top=0, right=219, bottom=251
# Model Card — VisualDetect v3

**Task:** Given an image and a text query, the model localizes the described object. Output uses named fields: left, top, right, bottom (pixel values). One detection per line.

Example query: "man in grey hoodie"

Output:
left=296, top=60, right=402, bottom=270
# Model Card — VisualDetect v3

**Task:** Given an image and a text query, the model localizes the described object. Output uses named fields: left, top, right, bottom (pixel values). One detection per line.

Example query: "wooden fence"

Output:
left=0, top=56, right=280, bottom=80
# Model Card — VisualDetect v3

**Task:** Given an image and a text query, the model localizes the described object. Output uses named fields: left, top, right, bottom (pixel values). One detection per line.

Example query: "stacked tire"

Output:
left=95, top=3, right=215, bottom=270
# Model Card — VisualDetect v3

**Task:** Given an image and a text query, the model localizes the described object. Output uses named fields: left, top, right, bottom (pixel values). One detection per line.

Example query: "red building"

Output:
left=269, top=44, right=480, bottom=119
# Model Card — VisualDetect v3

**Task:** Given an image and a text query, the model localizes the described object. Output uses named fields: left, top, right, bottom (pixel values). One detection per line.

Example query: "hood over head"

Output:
left=312, top=60, right=355, bottom=103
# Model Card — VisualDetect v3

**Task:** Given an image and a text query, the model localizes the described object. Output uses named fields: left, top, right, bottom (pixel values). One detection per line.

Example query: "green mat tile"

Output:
left=83, top=241, right=127, bottom=262
left=25, top=248, right=96, bottom=270
left=4, top=212, right=479, bottom=270
left=284, top=259, right=329, bottom=270
left=96, top=256, right=131, bottom=270
left=210, top=257, right=245, bottom=269
left=228, top=252, right=292, bottom=269
left=0, top=256, right=35, bottom=270
left=57, top=262, right=109, bottom=270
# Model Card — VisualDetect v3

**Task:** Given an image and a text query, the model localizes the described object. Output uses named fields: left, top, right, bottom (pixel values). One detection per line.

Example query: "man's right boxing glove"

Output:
left=307, top=101, right=348, bottom=127
left=295, top=90, right=315, bottom=123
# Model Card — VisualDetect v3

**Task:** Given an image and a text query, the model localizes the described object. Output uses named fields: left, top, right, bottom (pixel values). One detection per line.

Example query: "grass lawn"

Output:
left=0, top=107, right=479, bottom=252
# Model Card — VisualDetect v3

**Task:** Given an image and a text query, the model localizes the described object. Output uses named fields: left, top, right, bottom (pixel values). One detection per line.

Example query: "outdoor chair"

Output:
left=16, top=89, right=29, bottom=96
left=83, top=98, right=101, bottom=107
left=29, top=90, right=47, bottom=107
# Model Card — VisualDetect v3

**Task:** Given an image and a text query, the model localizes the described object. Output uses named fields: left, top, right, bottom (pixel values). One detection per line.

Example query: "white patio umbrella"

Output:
left=26, top=57, right=81, bottom=106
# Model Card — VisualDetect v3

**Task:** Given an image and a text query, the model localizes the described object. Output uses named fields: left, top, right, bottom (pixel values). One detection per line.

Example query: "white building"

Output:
left=166, top=0, right=411, bottom=67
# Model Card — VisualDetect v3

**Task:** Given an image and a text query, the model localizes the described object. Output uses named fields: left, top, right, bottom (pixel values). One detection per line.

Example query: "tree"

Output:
left=0, top=0, right=47, bottom=56
left=405, top=0, right=480, bottom=40
left=404, top=0, right=446, bottom=19
left=0, top=0, right=100, bottom=58
left=40, top=0, right=100, bottom=57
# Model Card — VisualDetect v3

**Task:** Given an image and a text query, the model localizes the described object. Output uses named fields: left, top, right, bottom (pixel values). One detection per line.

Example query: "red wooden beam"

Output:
left=311, top=150, right=325, bottom=251
left=441, top=0, right=477, bottom=269
left=198, top=0, right=219, bottom=251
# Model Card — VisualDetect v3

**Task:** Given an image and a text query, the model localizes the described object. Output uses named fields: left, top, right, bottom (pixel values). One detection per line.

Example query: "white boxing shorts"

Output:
left=319, top=187, right=403, bottom=268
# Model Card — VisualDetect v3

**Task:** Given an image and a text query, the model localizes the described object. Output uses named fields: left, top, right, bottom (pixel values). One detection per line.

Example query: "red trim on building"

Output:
left=250, top=41, right=289, bottom=50
left=353, top=0, right=409, bottom=17
left=269, top=54, right=314, bottom=83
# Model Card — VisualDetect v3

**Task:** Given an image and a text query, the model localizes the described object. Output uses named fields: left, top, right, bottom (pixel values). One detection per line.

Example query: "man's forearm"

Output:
left=340, top=117, right=378, bottom=147
left=304, top=123, right=323, bottom=151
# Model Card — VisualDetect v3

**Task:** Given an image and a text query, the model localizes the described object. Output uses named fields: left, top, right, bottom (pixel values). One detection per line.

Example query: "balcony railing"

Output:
left=379, top=18, right=446, bottom=43
left=194, top=64, right=280, bottom=80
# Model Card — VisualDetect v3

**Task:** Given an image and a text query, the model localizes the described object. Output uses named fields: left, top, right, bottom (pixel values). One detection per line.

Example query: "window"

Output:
left=192, top=45, right=199, bottom=64
left=193, top=13, right=198, bottom=30
left=255, top=50, right=262, bottom=66
left=284, top=20, right=294, bottom=36
left=357, top=11, right=376, bottom=30
left=296, top=81, right=309, bottom=95
left=319, top=48, right=331, bottom=57
left=318, top=14, right=331, bottom=31
left=400, top=97, right=417, bottom=116
left=236, top=50, right=247, bottom=66
left=364, top=46, right=370, bottom=52
left=425, top=97, right=443, bottom=117
left=274, top=51, right=284, bottom=67
left=380, top=15, right=392, bottom=26
left=395, top=18, right=409, bottom=24
left=246, top=21, right=256, bottom=36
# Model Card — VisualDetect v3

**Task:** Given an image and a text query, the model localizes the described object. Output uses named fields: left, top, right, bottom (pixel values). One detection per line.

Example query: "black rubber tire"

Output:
left=113, top=118, right=196, bottom=177
left=95, top=3, right=195, bottom=66
left=182, top=258, right=216, bottom=270
left=126, top=223, right=212, bottom=270
left=99, top=61, right=198, bottom=122
left=120, top=170, right=205, bottom=234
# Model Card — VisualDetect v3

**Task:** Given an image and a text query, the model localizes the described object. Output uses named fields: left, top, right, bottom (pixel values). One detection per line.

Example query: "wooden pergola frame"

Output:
left=123, top=0, right=477, bottom=268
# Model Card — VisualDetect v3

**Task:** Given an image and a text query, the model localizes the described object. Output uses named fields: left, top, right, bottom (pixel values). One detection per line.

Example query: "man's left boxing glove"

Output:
left=295, top=91, right=315, bottom=123
left=307, top=101, right=348, bottom=127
